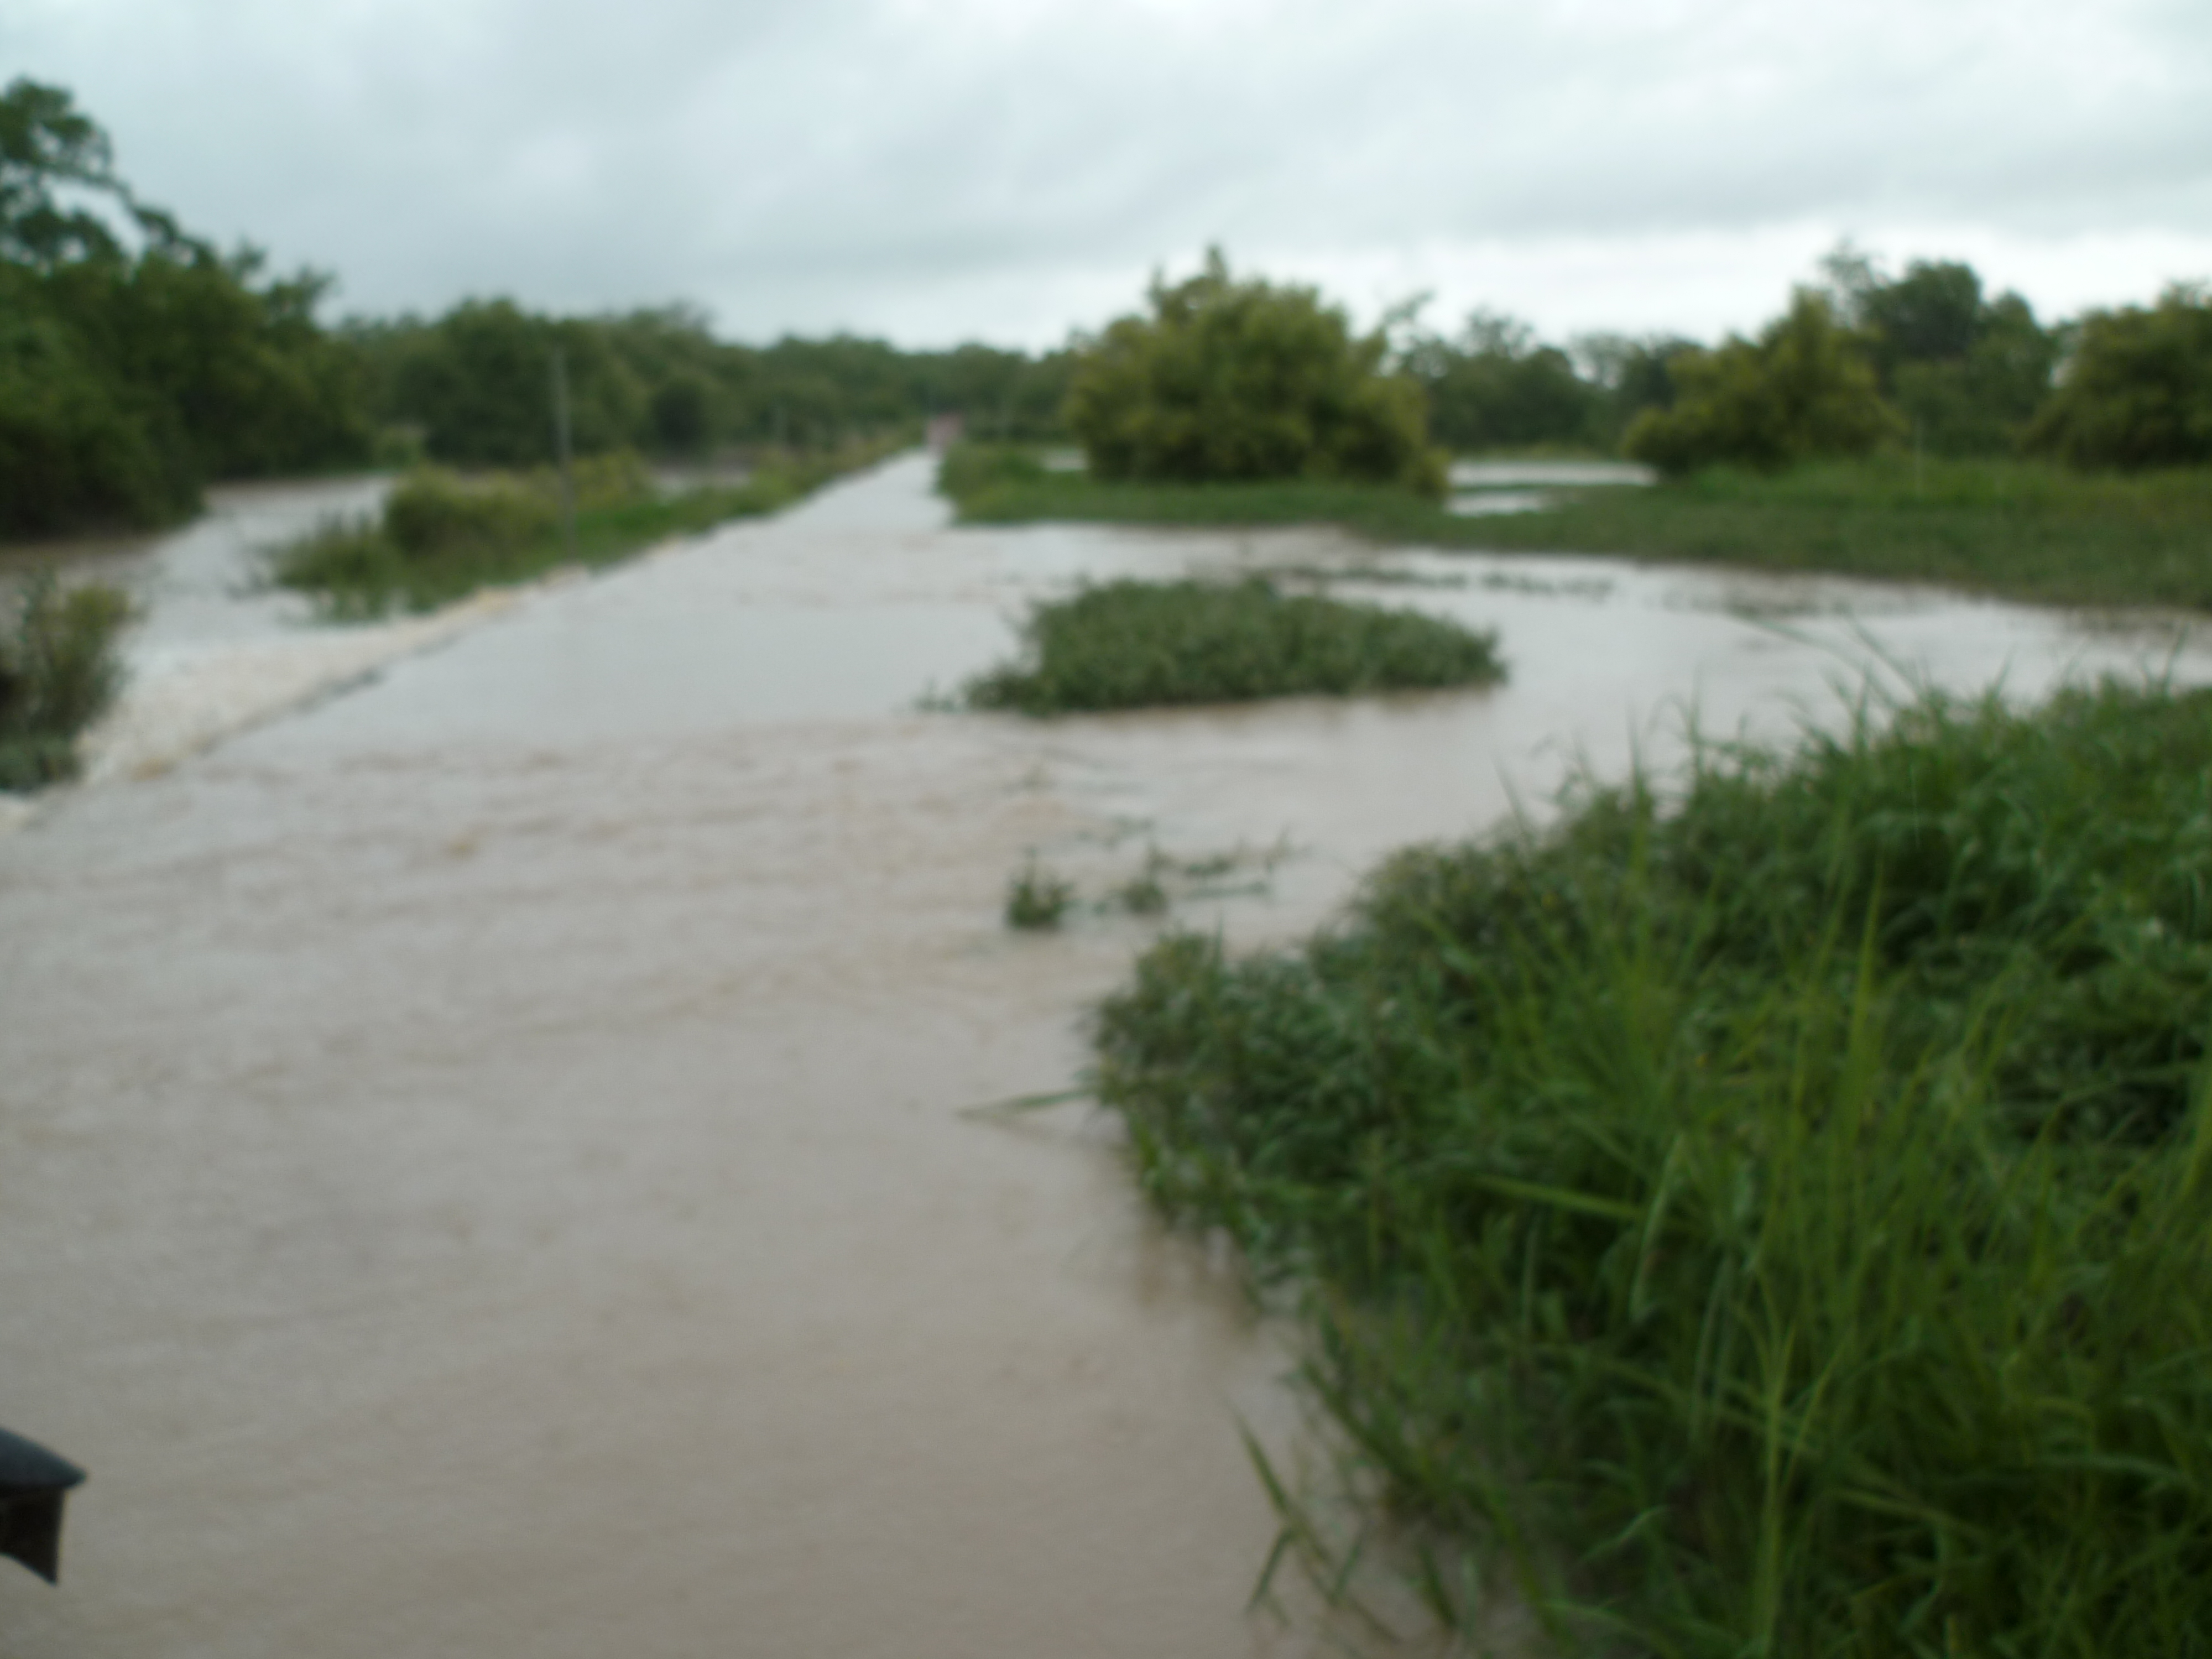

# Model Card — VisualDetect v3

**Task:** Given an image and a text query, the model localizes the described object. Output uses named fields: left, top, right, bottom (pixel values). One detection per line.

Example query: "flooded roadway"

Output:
left=1, top=453, right=2206, bottom=1658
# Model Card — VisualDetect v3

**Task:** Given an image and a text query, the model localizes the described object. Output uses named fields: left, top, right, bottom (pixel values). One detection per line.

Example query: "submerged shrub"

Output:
left=966, top=577, right=1503, bottom=714
left=1005, top=860, right=1075, bottom=930
left=1094, top=678, right=2212, bottom=1653
left=1065, top=250, right=1445, bottom=494
left=0, top=571, right=131, bottom=789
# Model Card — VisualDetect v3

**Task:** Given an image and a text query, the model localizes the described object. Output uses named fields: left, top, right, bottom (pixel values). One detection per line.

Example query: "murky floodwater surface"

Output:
left=2, top=456, right=2206, bottom=1657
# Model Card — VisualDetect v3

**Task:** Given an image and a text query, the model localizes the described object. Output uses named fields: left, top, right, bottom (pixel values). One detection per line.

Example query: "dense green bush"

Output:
left=1625, top=290, right=1900, bottom=474
left=964, top=577, right=1501, bottom=713
left=0, top=573, right=131, bottom=788
left=1064, top=251, right=1444, bottom=494
left=2028, top=285, right=2212, bottom=470
left=0, top=282, right=199, bottom=535
left=1095, top=678, right=2212, bottom=1652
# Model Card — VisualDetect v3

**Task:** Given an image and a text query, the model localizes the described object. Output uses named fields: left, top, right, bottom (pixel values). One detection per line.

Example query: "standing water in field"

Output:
left=0, top=453, right=2206, bottom=1658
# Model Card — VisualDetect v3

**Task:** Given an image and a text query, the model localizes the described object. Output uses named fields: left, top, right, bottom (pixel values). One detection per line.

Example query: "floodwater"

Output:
left=2, top=453, right=2207, bottom=1658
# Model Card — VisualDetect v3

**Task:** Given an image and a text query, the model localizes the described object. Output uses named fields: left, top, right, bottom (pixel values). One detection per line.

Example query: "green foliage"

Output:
left=1094, top=679, right=2212, bottom=1652
left=963, top=576, right=1503, bottom=715
left=1, top=76, right=125, bottom=268
left=273, top=440, right=899, bottom=617
left=2028, top=285, right=2212, bottom=471
left=1626, top=290, right=1900, bottom=474
left=1005, top=860, right=1076, bottom=930
left=933, top=441, right=1048, bottom=510
left=1831, top=255, right=2060, bottom=457
left=1404, top=311, right=1606, bottom=454
left=946, top=448, right=2212, bottom=614
left=0, top=79, right=371, bottom=536
left=379, top=301, right=644, bottom=468
left=1065, top=250, right=1444, bottom=493
left=345, top=304, right=1075, bottom=468
left=0, top=270, right=199, bottom=535
left=0, top=572, right=131, bottom=789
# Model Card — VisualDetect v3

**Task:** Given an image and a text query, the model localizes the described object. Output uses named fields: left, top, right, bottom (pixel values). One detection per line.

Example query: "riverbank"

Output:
left=1096, top=675, right=2212, bottom=1651
left=943, top=447, right=2212, bottom=614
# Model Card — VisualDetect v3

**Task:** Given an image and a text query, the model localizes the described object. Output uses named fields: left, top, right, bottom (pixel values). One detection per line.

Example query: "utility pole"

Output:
left=550, top=346, right=577, bottom=562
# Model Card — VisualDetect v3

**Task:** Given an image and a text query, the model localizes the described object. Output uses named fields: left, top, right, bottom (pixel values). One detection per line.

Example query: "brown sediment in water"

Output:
left=0, top=455, right=2206, bottom=1656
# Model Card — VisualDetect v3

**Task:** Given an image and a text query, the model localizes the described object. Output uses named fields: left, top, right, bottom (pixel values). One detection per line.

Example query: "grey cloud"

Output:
left=8, top=0, right=2209, bottom=341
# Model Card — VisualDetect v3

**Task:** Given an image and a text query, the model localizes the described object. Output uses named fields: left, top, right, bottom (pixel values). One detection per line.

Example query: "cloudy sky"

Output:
left=9, top=0, right=2210, bottom=349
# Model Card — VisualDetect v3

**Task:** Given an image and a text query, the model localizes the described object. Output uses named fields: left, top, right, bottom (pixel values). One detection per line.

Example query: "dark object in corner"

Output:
left=0, top=1428, right=86, bottom=1583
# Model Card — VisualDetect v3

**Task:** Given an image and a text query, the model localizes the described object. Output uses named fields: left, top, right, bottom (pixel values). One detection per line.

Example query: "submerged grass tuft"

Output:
left=966, top=577, right=1504, bottom=715
left=0, top=572, right=132, bottom=790
left=1005, top=860, right=1077, bottom=930
left=1093, top=677, right=2212, bottom=1653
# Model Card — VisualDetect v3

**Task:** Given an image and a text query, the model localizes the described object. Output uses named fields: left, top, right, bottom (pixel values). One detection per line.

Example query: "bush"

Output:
left=1404, top=312, right=1606, bottom=454
left=963, top=577, right=1503, bottom=714
left=2028, top=285, right=2212, bottom=470
left=1005, top=860, right=1076, bottom=930
left=0, top=290, right=199, bottom=535
left=0, top=572, right=131, bottom=788
left=381, top=467, right=560, bottom=560
left=1094, top=678, right=2212, bottom=1652
left=1065, top=250, right=1444, bottom=494
left=1625, top=290, right=1900, bottom=474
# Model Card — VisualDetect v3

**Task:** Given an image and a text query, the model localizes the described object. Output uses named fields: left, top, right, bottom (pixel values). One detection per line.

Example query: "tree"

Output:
left=2026, top=285, right=2212, bottom=470
left=1, top=78, right=127, bottom=268
left=1820, top=249, right=2058, bottom=456
left=1, top=79, right=371, bottom=535
left=1624, top=290, right=1898, bottom=474
left=1404, top=310, right=1604, bottom=454
left=1065, top=250, right=1443, bottom=493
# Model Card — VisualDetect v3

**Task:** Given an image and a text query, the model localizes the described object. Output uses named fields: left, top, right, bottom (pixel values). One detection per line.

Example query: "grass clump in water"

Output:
left=0, top=572, right=132, bottom=791
left=965, top=577, right=1503, bottom=715
left=1005, top=860, right=1076, bottom=930
left=1093, top=677, right=2212, bottom=1652
left=274, top=441, right=901, bottom=618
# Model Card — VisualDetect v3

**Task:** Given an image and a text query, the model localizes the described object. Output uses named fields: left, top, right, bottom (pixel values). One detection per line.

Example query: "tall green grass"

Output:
left=0, top=572, right=132, bottom=790
left=1093, top=679, right=2212, bottom=1652
left=945, top=446, right=2212, bottom=613
left=966, top=577, right=1504, bottom=714
left=274, top=440, right=903, bottom=618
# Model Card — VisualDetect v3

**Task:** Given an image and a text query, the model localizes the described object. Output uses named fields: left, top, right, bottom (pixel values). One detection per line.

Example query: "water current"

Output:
left=1, top=454, right=2206, bottom=1657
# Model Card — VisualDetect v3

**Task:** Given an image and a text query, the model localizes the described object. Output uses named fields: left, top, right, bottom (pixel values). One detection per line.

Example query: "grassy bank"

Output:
left=0, top=573, right=132, bottom=790
left=944, top=445, right=2212, bottom=613
left=274, top=441, right=903, bottom=618
left=1092, top=678, right=2212, bottom=1652
left=964, top=577, right=1503, bottom=714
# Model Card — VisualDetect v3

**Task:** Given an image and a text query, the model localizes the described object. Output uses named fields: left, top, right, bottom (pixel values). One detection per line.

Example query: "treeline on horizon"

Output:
left=6, top=74, right=2208, bottom=542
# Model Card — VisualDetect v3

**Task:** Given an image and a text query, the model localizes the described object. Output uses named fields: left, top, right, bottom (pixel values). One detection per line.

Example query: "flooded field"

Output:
left=2, top=453, right=2206, bottom=1657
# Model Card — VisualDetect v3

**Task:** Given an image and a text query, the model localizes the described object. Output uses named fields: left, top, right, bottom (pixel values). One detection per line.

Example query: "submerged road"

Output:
left=1, top=454, right=2205, bottom=1657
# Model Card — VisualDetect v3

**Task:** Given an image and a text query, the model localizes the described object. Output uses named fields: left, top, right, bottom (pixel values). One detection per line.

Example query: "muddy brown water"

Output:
left=2, top=454, right=2207, bottom=1657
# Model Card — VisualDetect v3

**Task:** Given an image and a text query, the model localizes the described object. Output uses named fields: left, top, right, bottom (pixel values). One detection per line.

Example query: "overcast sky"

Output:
left=9, top=0, right=2210, bottom=349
